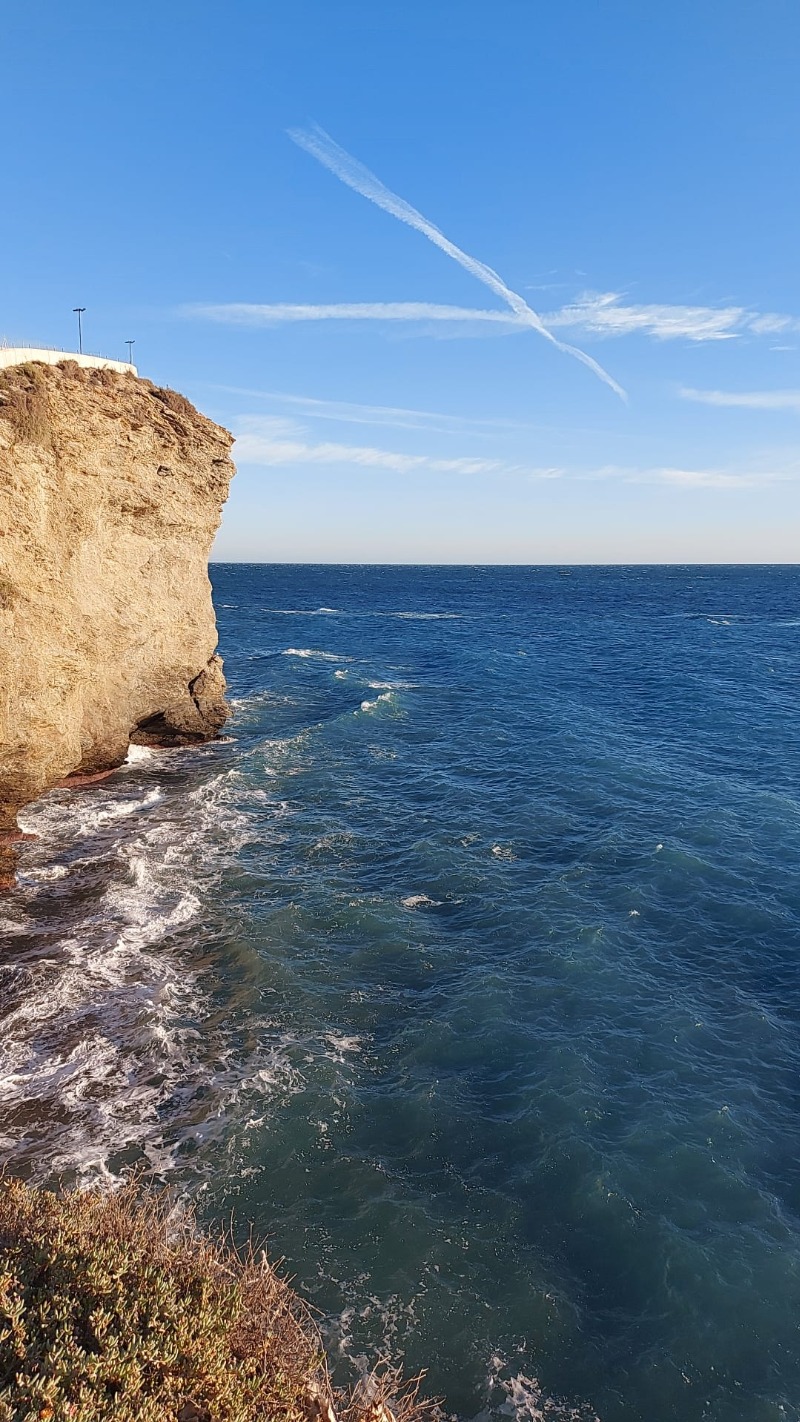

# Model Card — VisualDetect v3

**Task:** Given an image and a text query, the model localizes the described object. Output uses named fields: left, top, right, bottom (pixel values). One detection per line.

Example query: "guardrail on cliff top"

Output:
left=0, top=346, right=138, bottom=376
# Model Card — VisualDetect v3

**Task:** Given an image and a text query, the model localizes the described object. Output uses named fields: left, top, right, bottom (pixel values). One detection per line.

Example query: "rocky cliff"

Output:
left=0, top=360, right=235, bottom=882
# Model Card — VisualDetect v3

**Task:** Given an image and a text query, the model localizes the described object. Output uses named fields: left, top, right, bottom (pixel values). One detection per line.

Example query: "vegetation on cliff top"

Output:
left=0, top=1178, right=437, bottom=1422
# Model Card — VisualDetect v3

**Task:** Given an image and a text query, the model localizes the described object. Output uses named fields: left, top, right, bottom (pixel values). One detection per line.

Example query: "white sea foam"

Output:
left=0, top=764, right=304, bottom=1185
left=23, top=863, right=70, bottom=882
left=77, top=787, right=164, bottom=832
left=388, top=611, right=463, bottom=620
left=230, top=689, right=298, bottom=710
left=283, top=647, right=351, bottom=661
left=322, top=1032, right=363, bottom=1058
left=358, top=691, right=394, bottom=713
left=491, top=844, right=517, bottom=861
left=367, top=679, right=418, bottom=690
left=124, top=743, right=154, bottom=764
left=323, top=1296, right=599, bottom=1422
left=322, top=1288, right=422, bottom=1384
left=485, top=1356, right=601, bottom=1422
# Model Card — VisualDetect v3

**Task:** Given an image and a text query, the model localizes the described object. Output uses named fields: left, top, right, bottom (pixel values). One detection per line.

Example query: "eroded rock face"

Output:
left=0, top=361, right=235, bottom=879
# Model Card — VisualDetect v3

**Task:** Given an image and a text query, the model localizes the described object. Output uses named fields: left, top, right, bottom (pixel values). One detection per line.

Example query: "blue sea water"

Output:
left=3, top=565, right=800, bottom=1422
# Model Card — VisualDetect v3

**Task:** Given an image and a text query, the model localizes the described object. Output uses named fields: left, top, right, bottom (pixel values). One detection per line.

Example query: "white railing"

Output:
left=0, top=346, right=137, bottom=376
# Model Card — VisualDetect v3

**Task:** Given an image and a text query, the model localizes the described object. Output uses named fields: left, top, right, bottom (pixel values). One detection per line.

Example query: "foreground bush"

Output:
left=0, top=1178, right=433, bottom=1422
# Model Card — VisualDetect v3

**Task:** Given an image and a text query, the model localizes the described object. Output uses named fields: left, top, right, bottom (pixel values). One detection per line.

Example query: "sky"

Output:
left=3, top=1, right=800, bottom=562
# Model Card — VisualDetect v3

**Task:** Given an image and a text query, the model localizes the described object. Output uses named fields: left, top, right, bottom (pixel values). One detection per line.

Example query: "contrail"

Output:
left=288, top=123, right=626, bottom=401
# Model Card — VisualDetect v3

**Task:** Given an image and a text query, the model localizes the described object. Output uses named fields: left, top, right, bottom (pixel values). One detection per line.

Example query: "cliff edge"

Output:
left=0, top=360, right=235, bottom=881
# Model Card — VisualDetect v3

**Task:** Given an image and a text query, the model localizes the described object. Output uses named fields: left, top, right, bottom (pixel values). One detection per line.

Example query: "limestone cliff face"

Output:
left=0, top=360, right=235, bottom=863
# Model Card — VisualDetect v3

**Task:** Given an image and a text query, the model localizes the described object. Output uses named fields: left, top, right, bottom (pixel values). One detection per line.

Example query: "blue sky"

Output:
left=4, top=1, right=800, bottom=561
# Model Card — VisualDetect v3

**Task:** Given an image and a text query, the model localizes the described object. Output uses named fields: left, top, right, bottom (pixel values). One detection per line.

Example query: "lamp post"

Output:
left=72, top=307, right=85, bottom=354
left=126, top=340, right=135, bottom=366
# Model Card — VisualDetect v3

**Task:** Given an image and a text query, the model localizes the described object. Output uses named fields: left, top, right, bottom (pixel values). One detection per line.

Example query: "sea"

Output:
left=2, top=564, right=800, bottom=1422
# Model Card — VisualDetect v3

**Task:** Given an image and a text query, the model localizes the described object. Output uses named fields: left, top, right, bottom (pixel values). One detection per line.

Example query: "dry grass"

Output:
left=151, top=386, right=196, bottom=418
left=0, top=365, right=52, bottom=447
left=0, top=1178, right=440, bottom=1422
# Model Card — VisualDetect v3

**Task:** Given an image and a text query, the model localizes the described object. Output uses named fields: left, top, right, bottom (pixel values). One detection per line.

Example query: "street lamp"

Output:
left=126, top=340, right=135, bottom=366
left=72, top=307, right=85, bottom=354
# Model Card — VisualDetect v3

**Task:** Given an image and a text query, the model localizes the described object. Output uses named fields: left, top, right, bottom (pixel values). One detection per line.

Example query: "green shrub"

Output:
left=0, top=1179, right=434, bottom=1422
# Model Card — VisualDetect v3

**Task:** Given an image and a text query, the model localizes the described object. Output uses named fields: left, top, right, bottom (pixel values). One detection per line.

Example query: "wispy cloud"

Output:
left=747, top=314, right=798, bottom=336
left=183, top=291, right=800, bottom=347
left=214, top=388, right=526, bottom=434
left=545, top=293, right=744, bottom=341
left=233, top=416, right=560, bottom=478
left=185, top=300, right=517, bottom=327
left=287, top=123, right=626, bottom=400
left=680, top=386, right=800, bottom=411
left=543, top=292, right=800, bottom=342
left=639, top=467, right=770, bottom=489
left=232, top=418, right=789, bottom=490
left=591, top=463, right=791, bottom=489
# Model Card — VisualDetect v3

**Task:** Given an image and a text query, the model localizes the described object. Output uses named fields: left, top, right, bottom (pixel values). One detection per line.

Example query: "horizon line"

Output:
left=208, top=559, right=800, bottom=568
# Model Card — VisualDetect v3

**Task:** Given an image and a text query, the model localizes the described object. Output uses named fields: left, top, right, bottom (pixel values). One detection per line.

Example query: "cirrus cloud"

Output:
left=542, top=293, right=800, bottom=342
left=185, top=301, right=517, bottom=327
left=182, top=292, right=800, bottom=346
left=680, top=386, right=800, bottom=411
left=233, top=416, right=561, bottom=479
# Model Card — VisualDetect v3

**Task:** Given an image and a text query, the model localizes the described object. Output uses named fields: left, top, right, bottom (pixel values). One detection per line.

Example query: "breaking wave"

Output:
left=1, top=757, right=299, bottom=1185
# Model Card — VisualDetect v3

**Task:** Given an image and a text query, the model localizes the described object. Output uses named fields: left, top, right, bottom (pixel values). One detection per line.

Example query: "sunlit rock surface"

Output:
left=0, top=359, right=235, bottom=880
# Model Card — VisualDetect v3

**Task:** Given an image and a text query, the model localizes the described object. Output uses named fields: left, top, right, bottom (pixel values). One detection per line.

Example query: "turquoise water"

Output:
left=3, top=565, right=800, bottom=1421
